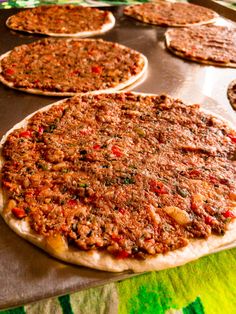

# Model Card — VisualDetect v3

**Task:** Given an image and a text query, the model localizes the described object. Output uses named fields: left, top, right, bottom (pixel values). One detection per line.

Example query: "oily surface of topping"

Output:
left=0, top=38, right=145, bottom=94
left=6, top=5, right=113, bottom=34
left=2, top=93, right=236, bottom=259
left=166, top=25, right=236, bottom=66
left=124, top=2, right=217, bottom=26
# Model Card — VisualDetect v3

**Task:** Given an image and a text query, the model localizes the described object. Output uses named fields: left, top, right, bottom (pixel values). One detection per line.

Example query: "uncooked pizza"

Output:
left=1, top=92, right=236, bottom=272
left=6, top=5, right=115, bottom=37
left=165, top=25, right=236, bottom=67
left=0, top=38, right=147, bottom=96
left=123, top=2, right=218, bottom=27
left=227, top=80, right=236, bottom=110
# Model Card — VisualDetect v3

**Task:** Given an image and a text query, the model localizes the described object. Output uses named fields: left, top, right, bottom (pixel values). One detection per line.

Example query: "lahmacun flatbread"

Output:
left=165, top=25, right=236, bottom=68
left=6, top=5, right=115, bottom=37
left=123, top=2, right=218, bottom=27
left=0, top=38, right=148, bottom=96
left=227, top=80, right=236, bottom=110
left=1, top=92, right=236, bottom=273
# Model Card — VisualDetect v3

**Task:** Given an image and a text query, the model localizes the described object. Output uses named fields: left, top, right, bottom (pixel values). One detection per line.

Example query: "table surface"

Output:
left=0, top=2, right=236, bottom=313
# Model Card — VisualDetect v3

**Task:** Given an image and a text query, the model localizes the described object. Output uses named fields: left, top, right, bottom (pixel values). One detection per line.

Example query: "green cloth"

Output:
left=0, top=0, right=236, bottom=9
left=0, top=0, right=236, bottom=313
left=1, top=248, right=236, bottom=313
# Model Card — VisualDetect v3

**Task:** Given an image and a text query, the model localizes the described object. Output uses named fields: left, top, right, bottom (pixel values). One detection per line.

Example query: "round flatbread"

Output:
left=0, top=38, right=148, bottom=96
left=123, top=2, right=218, bottom=27
left=6, top=5, right=115, bottom=37
left=227, top=80, right=236, bottom=110
left=165, top=25, right=236, bottom=68
left=1, top=92, right=236, bottom=273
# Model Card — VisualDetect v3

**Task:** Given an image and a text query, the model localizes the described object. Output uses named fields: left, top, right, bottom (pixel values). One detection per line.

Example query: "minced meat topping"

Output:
left=1, top=38, right=145, bottom=94
left=2, top=93, right=236, bottom=259
left=124, top=2, right=217, bottom=26
left=7, top=5, right=112, bottom=34
left=166, top=25, right=236, bottom=65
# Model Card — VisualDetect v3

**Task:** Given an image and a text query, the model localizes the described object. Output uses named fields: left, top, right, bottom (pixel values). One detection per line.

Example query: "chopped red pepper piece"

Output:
left=191, top=201, right=198, bottom=211
left=91, top=65, right=102, bottom=74
left=223, top=210, right=236, bottom=219
left=111, top=145, right=123, bottom=157
left=5, top=69, right=15, bottom=75
left=209, top=175, right=218, bottom=185
left=228, top=134, right=236, bottom=143
left=189, top=169, right=201, bottom=177
left=219, top=178, right=229, bottom=185
left=93, top=144, right=101, bottom=150
left=111, top=234, right=123, bottom=243
left=12, top=207, right=27, bottom=219
left=116, top=250, right=130, bottom=259
left=205, top=216, right=214, bottom=225
left=38, top=126, right=44, bottom=135
left=118, top=208, right=126, bottom=215
left=149, top=180, right=169, bottom=195
left=19, top=130, right=32, bottom=138
left=80, top=129, right=92, bottom=135
left=68, top=199, right=77, bottom=206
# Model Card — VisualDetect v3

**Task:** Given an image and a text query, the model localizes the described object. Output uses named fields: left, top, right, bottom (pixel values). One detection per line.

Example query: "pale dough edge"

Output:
left=1, top=92, right=236, bottom=273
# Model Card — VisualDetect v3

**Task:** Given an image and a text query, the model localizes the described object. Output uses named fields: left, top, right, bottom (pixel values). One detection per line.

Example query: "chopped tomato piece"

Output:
left=219, top=178, right=229, bottom=185
left=61, top=225, right=69, bottom=232
left=223, top=210, right=236, bottom=219
left=12, top=207, right=27, bottom=219
left=80, top=129, right=92, bottom=135
left=191, top=202, right=198, bottom=211
left=205, top=216, right=214, bottom=225
left=189, top=169, right=201, bottom=177
left=149, top=180, right=169, bottom=195
left=91, top=65, right=102, bottom=74
left=116, top=250, right=130, bottom=259
left=209, top=175, right=218, bottom=185
left=228, top=134, right=236, bottom=143
left=111, top=145, right=123, bottom=157
left=5, top=69, right=14, bottom=75
left=111, top=234, right=123, bottom=243
left=38, top=126, right=44, bottom=135
left=68, top=199, right=77, bottom=206
left=209, top=175, right=229, bottom=186
left=55, top=19, right=64, bottom=23
left=119, top=208, right=126, bottom=215
left=19, top=130, right=32, bottom=138
left=93, top=144, right=101, bottom=150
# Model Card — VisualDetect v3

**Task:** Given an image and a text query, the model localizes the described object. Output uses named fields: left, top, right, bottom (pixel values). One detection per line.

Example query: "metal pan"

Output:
left=0, top=6, right=236, bottom=310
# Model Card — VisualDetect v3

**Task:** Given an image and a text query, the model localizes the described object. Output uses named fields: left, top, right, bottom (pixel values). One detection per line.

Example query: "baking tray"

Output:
left=0, top=6, right=236, bottom=310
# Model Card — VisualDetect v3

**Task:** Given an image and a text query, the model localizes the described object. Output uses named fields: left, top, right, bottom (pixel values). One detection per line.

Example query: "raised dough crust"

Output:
left=0, top=40, right=148, bottom=96
left=227, top=79, right=236, bottom=110
left=165, top=30, right=236, bottom=68
left=1, top=92, right=236, bottom=273
left=6, top=11, right=116, bottom=38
